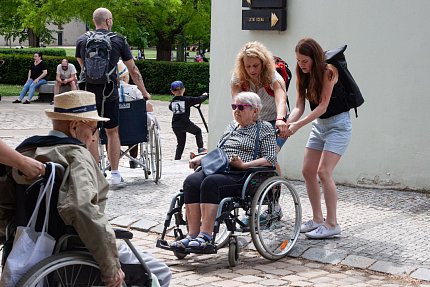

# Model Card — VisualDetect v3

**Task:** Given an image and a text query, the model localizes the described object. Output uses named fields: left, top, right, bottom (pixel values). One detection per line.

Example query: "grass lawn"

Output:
left=0, top=83, right=173, bottom=101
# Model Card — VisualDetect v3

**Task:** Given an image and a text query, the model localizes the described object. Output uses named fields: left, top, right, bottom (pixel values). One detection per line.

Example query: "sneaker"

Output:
left=305, top=224, right=341, bottom=239
left=242, top=204, right=283, bottom=227
left=259, top=203, right=283, bottom=226
left=12, top=99, right=21, bottom=104
left=111, top=173, right=126, bottom=189
left=197, top=148, right=207, bottom=154
left=300, top=219, right=324, bottom=233
left=23, top=100, right=31, bottom=104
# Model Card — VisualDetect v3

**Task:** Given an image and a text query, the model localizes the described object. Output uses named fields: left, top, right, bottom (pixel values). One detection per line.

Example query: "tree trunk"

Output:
left=27, top=29, right=40, bottom=47
left=156, top=38, right=173, bottom=61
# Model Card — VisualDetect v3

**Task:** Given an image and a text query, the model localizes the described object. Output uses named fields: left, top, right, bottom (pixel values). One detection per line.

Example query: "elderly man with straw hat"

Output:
left=0, top=91, right=171, bottom=287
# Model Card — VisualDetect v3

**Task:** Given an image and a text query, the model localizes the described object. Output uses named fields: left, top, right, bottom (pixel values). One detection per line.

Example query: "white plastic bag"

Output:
left=0, top=165, right=56, bottom=287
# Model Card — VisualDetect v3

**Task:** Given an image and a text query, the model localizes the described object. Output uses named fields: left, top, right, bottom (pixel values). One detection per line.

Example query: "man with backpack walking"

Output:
left=75, top=7, right=151, bottom=188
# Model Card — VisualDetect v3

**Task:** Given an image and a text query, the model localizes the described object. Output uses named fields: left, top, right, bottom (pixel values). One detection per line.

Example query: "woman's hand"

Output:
left=19, top=157, right=45, bottom=180
left=275, top=119, right=288, bottom=138
left=229, top=154, right=246, bottom=170
left=189, top=154, right=204, bottom=170
left=286, top=121, right=301, bottom=136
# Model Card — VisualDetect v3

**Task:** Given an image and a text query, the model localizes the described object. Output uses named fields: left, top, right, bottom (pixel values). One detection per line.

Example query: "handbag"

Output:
left=200, top=122, right=261, bottom=176
left=200, top=147, right=230, bottom=176
left=0, top=164, right=57, bottom=287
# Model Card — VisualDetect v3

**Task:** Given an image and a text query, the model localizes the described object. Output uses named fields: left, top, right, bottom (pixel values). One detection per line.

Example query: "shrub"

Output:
left=0, top=48, right=66, bottom=57
left=0, top=54, right=209, bottom=96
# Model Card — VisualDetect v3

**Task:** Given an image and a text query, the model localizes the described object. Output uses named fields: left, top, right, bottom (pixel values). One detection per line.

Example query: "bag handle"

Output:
left=252, top=121, right=261, bottom=160
left=27, top=162, right=55, bottom=233
left=217, top=124, right=238, bottom=148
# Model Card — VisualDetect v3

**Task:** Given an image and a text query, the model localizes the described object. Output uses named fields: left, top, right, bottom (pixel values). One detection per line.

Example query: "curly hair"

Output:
left=233, top=41, right=275, bottom=88
left=295, top=38, right=326, bottom=104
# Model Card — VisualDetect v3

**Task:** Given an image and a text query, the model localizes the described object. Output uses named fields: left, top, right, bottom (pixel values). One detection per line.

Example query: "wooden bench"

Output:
left=36, top=81, right=72, bottom=102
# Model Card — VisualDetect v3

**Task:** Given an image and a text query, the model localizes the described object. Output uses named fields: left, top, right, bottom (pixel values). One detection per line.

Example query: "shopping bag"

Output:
left=0, top=164, right=57, bottom=287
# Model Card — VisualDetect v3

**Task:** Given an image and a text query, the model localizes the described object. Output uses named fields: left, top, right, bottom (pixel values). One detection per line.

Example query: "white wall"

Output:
left=210, top=0, right=430, bottom=190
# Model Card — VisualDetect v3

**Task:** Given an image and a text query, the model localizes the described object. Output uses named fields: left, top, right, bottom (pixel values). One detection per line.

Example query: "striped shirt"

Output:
left=218, top=120, right=277, bottom=167
left=231, top=71, right=285, bottom=122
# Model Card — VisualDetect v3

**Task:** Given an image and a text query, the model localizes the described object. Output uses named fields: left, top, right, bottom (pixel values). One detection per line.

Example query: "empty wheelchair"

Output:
left=1, top=162, right=154, bottom=286
left=156, top=167, right=302, bottom=267
left=99, top=99, right=162, bottom=183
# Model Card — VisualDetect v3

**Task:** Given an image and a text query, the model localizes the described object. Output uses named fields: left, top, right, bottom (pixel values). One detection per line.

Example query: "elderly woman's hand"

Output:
left=230, top=154, right=247, bottom=170
left=189, top=154, right=204, bottom=170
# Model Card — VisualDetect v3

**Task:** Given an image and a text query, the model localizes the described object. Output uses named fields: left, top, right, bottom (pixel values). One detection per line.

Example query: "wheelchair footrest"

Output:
left=156, top=238, right=217, bottom=254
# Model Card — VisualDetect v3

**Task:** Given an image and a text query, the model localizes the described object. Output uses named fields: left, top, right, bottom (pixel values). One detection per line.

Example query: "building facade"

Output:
left=0, top=20, right=86, bottom=47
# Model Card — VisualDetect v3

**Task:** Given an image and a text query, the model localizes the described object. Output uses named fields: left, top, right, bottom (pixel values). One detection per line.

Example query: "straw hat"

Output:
left=45, top=90, right=109, bottom=122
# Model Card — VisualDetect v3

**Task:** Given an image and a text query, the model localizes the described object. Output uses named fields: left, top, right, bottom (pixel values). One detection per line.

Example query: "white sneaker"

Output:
left=300, top=219, right=324, bottom=233
left=111, top=173, right=126, bottom=189
left=305, top=224, right=341, bottom=239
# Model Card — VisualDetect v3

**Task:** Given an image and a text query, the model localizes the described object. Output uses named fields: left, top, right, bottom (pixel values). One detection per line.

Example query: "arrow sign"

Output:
left=242, top=9, right=286, bottom=31
left=271, top=12, right=279, bottom=27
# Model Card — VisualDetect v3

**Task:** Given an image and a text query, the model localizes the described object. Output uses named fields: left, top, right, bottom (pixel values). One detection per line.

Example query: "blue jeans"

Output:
left=18, top=79, right=47, bottom=101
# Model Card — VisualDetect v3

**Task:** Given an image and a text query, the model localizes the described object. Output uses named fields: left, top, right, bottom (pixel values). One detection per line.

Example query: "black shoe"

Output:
left=129, top=161, right=138, bottom=169
left=12, top=99, right=21, bottom=103
left=23, top=100, right=31, bottom=104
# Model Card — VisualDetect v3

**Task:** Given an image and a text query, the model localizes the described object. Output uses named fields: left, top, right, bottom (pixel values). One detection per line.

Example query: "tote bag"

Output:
left=0, top=164, right=57, bottom=287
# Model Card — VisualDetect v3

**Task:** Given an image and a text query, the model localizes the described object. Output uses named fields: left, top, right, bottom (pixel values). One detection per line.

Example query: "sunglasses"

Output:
left=231, top=104, right=253, bottom=111
left=80, top=121, right=98, bottom=136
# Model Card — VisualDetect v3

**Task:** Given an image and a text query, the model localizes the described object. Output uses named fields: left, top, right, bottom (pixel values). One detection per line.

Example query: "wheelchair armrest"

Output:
left=227, top=166, right=275, bottom=175
left=114, top=228, right=133, bottom=240
left=245, top=166, right=276, bottom=172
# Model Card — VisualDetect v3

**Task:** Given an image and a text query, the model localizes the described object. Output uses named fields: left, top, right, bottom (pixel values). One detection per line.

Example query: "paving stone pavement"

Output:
left=1, top=95, right=430, bottom=286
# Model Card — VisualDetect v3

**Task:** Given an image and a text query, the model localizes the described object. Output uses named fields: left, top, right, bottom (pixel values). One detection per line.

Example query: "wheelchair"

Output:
left=99, top=99, right=162, bottom=183
left=1, top=162, right=154, bottom=286
left=156, top=167, right=302, bottom=267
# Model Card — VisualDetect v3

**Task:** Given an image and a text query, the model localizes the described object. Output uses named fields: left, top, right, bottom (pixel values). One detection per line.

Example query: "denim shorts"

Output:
left=306, top=112, right=352, bottom=156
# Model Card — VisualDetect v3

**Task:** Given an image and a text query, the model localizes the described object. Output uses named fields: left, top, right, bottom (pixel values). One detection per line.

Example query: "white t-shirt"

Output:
left=118, top=80, right=143, bottom=102
left=56, top=63, right=77, bottom=80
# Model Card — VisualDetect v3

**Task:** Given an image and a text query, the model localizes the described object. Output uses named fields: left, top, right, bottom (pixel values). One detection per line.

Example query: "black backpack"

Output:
left=325, top=45, right=364, bottom=117
left=84, top=31, right=117, bottom=84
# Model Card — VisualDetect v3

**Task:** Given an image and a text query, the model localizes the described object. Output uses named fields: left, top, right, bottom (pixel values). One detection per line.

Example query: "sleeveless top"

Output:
left=231, top=71, right=285, bottom=122
left=309, top=80, right=350, bottom=119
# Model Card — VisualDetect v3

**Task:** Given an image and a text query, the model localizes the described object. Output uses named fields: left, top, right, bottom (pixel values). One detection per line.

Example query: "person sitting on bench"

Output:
left=49, top=59, right=78, bottom=105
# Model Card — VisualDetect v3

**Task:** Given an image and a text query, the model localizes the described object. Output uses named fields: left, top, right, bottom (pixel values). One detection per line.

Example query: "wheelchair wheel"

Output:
left=228, top=236, right=240, bottom=267
left=16, top=252, right=127, bottom=286
left=173, top=236, right=188, bottom=260
left=139, top=142, right=149, bottom=179
left=250, top=177, right=301, bottom=260
left=148, top=122, right=162, bottom=183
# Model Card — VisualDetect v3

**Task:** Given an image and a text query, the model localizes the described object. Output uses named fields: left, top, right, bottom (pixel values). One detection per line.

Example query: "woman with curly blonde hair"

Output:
left=231, top=41, right=289, bottom=151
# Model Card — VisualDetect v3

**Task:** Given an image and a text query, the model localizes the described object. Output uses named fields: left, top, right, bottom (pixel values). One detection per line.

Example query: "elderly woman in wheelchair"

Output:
left=157, top=92, right=301, bottom=266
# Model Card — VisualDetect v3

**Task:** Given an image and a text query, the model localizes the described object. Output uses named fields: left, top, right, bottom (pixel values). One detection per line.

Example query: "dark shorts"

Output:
left=82, top=82, right=119, bottom=129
